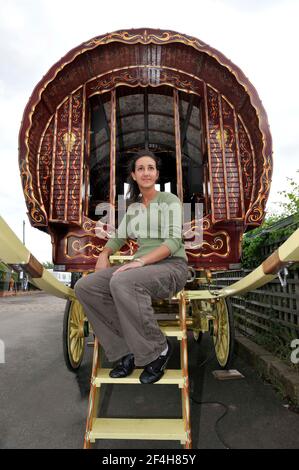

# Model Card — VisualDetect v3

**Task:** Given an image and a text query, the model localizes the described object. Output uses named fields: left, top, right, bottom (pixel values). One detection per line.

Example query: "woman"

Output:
left=75, top=149, right=189, bottom=384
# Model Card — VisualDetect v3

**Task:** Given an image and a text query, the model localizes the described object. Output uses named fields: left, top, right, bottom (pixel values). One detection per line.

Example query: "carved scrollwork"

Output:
left=185, top=230, right=230, bottom=258
left=89, top=67, right=200, bottom=95
left=238, top=118, right=254, bottom=201
left=83, top=30, right=206, bottom=49
left=245, top=152, right=272, bottom=225
left=20, top=160, right=47, bottom=225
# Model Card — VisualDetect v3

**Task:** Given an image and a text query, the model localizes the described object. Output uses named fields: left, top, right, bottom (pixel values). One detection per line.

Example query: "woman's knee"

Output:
left=109, top=272, right=129, bottom=294
left=74, top=276, right=86, bottom=299
left=75, top=270, right=113, bottom=299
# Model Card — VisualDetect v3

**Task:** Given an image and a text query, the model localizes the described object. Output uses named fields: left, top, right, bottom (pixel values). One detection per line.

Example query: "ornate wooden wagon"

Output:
left=19, top=28, right=272, bottom=272
left=16, top=28, right=275, bottom=447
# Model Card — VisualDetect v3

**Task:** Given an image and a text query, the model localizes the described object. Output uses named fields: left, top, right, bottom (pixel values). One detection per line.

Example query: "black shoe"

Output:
left=109, top=353, right=135, bottom=378
left=139, top=339, right=173, bottom=384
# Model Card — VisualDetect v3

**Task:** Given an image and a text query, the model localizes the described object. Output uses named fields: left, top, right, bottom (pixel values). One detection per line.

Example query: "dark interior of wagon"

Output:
left=87, top=85, right=207, bottom=221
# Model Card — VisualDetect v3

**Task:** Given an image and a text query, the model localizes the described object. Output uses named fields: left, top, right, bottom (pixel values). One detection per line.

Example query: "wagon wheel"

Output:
left=63, top=299, right=88, bottom=372
left=212, top=298, right=235, bottom=369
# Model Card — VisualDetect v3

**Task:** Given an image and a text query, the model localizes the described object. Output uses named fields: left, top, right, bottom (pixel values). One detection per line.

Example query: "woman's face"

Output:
left=131, top=156, right=159, bottom=190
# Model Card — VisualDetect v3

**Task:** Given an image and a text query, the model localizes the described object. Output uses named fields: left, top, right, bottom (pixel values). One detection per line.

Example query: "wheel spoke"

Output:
left=70, top=329, right=77, bottom=340
left=219, top=337, right=226, bottom=359
left=70, top=338, right=76, bottom=356
left=72, top=305, right=79, bottom=324
left=75, top=339, right=84, bottom=362
left=213, top=300, right=230, bottom=366
left=74, top=340, right=79, bottom=362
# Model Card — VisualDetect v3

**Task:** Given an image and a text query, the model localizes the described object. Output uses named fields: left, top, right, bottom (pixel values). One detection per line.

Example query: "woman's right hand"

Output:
left=95, top=252, right=111, bottom=272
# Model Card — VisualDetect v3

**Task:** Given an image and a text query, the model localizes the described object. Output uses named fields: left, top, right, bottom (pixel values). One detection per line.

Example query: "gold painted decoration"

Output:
left=215, top=128, right=229, bottom=144
left=63, top=215, right=229, bottom=261
left=238, top=117, right=254, bottom=204
left=88, top=67, right=200, bottom=96
left=62, top=131, right=76, bottom=152
left=84, top=30, right=206, bottom=49
left=68, top=87, right=85, bottom=224
left=245, top=152, right=272, bottom=225
left=206, top=86, right=246, bottom=222
left=66, top=237, right=131, bottom=259
left=185, top=231, right=230, bottom=258
left=48, top=87, right=85, bottom=224
left=221, top=98, right=243, bottom=219
left=82, top=217, right=97, bottom=232
left=206, top=86, right=227, bottom=222
left=38, top=116, right=55, bottom=213
left=20, top=160, right=47, bottom=225
left=50, top=98, right=70, bottom=221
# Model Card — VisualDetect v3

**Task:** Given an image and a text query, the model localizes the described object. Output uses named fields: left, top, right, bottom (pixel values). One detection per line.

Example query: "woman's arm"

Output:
left=112, top=245, right=171, bottom=275
left=138, top=244, right=171, bottom=265
left=95, top=213, right=129, bottom=271
left=95, top=245, right=114, bottom=271
left=104, top=213, right=128, bottom=254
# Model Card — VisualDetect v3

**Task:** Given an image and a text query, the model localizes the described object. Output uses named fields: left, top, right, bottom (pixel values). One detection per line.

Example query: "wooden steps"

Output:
left=89, top=418, right=186, bottom=443
left=160, top=325, right=185, bottom=339
left=93, top=368, right=184, bottom=387
left=83, top=292, right=191, bottom=448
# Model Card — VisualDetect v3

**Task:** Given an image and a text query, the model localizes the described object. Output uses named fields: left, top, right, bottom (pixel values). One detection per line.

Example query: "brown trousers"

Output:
left=74, top=257, right=189, bottom=367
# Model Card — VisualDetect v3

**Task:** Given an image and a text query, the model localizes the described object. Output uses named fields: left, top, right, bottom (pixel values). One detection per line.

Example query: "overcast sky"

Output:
left=0, top=0, right=298, bottom=262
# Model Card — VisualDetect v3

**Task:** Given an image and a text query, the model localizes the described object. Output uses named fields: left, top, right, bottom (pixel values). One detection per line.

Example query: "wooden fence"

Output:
left=212, top=268, right=299, bottom=340
left=212, top=216, right=299, bottom=359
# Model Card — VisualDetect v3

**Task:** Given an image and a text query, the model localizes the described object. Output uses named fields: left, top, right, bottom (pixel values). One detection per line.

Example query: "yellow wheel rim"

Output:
left=213, top=299, right=230, bottom=367
left=67, top=300, right=86, bottom=367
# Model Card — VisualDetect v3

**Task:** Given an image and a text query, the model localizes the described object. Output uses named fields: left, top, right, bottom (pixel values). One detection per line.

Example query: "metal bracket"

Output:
left=278, top=267, right=289, bottom=288
left=186, top=266, right=196, bottom=283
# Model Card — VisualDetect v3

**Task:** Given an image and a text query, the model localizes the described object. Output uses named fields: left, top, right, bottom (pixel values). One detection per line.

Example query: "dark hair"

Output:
left=126, top=149, right=161, bottom=203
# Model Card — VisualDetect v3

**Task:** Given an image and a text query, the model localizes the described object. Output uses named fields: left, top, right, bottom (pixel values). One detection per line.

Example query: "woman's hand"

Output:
left=95, top=252, right=111, bottom=272
left=112, top=260, right=143, bottom=275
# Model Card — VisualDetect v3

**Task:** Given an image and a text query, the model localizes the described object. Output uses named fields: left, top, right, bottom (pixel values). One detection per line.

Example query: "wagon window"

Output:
left=88, top=93, right=111, bottom=219
left=86, top=86, right=207, bottom=221
left=178, top=92, right=205, bottom=207
left=115, top=86, right=178, bottom=210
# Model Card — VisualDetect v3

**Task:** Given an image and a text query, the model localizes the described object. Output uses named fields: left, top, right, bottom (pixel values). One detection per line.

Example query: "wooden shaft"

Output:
left=64, top=95, right=72, bottom=220
left=203, top=83, right=215, bottom=223
left=84, top=337, right=100, bottom=449
left=49, top=110, right=58, bottom=220
left=109, top=89, right=117, bottom=227
left=179, top=293, right=192, bottom=448
left=173, top=89, right=183, bottom=201
left=80, top=84, right=86, bottom=224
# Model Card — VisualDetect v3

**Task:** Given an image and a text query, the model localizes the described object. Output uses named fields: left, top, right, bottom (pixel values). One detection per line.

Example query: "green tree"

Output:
left=43, top=261, right=54, bottom=269
left=241, top=171, right=299, bottom=268
left=278, top=170, right=299, bottom=218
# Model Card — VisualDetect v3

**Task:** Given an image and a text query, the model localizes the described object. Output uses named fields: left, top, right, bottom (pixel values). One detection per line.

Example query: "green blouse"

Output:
left=105, top=191, right=187, bottom=261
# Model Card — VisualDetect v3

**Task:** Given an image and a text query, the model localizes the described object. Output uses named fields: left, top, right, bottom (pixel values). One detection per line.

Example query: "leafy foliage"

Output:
left=42, top=261, right=54, bottom=269
left=278, top=170, right=299, bottom=217
left=241, top=172, right=299, bottom=268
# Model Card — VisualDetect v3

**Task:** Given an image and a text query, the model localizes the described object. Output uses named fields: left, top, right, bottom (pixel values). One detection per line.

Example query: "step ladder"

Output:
left=83, top=292, right=192, bottom=448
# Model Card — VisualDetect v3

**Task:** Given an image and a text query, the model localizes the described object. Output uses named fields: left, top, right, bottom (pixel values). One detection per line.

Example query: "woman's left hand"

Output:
left=112, top=260, right=143, bottom=275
